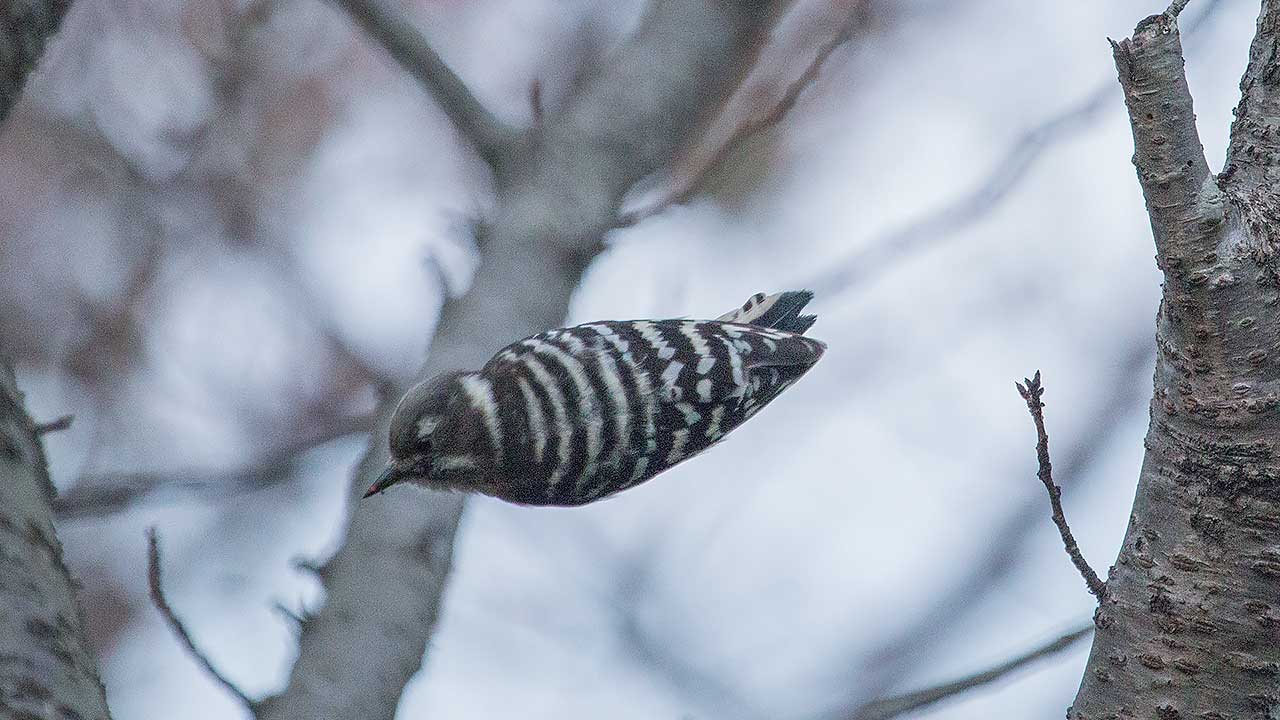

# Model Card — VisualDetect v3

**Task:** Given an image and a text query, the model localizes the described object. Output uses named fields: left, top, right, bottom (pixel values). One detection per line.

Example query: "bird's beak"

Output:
left=363, top=462, right=406, bottom=499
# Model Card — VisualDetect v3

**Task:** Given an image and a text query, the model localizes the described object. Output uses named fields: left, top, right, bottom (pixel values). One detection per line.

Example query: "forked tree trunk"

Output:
left=1070, top=3, right=1280, bottom=717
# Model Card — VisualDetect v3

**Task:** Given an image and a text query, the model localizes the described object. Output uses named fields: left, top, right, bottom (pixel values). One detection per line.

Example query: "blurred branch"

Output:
left=611, top=547, right=761, bottom=720
left=616, top=1, right=872, bottom=227
left=806, top=87, right=1107, bottom=296
left=257, top=2, right=789, bottom=719
left=851, top=625, right=1093, bottom=720
left=334, top=0, right=516, bottom=171
left=32, top=413, right=73, bottom=435
left=0, top=361, right=111, bottom=719
left=806, top=0, right=1224, bottom=298
left=528, top=79, right=544, bottom=127
left=146, top=527, right=257, bottom=711
left=54, top=411, right=374, bottom=520
left=0, top=0, right=73, bottom=123
left=1015, top=371, right=1106, bottom=599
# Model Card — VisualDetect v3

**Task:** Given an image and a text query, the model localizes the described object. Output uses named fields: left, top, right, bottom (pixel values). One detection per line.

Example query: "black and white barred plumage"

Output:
left=365, top=290, right=825, bottom=506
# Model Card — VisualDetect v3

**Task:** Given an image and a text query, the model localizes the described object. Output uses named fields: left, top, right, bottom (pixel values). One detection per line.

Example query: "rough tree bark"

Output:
left=0, top=363, right=110, bottom=720
left=0, top=4, right=111, bottom=718
left=254, top=2, right=786, bottom=719
left=1070, top=2, right=1280, bottom=717
left=0, top=0, right=72, bottom=123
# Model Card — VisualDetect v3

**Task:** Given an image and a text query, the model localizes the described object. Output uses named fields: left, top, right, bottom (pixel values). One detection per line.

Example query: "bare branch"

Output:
left=807, top=87, right=1106, bottom=296
left=1016, top=371, right=1107, bottom=599
left=617, top=2, right=871, bottom=228
left=1110, top=2, right=1217, bottom=271
left=54, top=412, right=374, bottom=520
left=0, top=0, right=73, bottom=123
left=852, top=625, right=1093, bottom=720
left=32, top=413, right=73, bottom=435
left=146, top=527, right=257, bottom=711
left=609, top=546, right=761, bottom=720
left=334, top=0, right=515, bottom=171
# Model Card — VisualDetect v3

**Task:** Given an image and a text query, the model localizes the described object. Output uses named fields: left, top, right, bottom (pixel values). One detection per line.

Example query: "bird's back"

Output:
left=469, top=292, right=824, bottom=505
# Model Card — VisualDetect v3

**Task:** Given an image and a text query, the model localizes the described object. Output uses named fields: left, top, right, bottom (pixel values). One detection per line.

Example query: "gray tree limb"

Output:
left=54, top=412, right=374, bottom=520
left=1070, top=2, right=1280, bottom=716
left=333, top=0, right=516, bottom=171
left=0, top=362, right=110, bottom=720
left=0, top=0, right=72, bottom=123
left=255, top=3, right=785, bottom=719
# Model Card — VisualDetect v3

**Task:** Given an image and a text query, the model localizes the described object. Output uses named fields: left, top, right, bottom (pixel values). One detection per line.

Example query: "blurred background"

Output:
left=0, top=0, right=1262, bottom=717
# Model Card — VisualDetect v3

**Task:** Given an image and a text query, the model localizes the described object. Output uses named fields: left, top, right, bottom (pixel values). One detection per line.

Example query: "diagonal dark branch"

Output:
left=851, top=625, right=1093, bottom=720
left=806, top=0, right=1224, bottom=298
left=1110, top=3, right=1214, bottom=271
left=146, top=527, right=257, bottom=712
left=616, top=1, right=872, bottom=228
left=1016, top=371, right=1107, bottom=599
left=609, top=544, right=762, bottom=720
left=333, top=0, right=516, bottom=171
left=806, top=86, right=1107, bottom=297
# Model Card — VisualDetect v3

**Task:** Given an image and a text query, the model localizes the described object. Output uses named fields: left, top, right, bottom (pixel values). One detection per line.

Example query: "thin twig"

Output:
left=32, top=414, right=74, bottom=435
left=841, top=343, right=1151, bottom=709
left=852, top=625, right=1093, bottom=720
left=334, top=0, right=515, bottom=171
left=1015, top=371, right=1107, bottom=599
left=616, top=2, right=871, bottom=228
left=146, top=527, right=257, bottom=711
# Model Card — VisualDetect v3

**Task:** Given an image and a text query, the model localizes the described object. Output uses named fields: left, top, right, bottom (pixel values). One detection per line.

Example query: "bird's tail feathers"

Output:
left=717, top=290, right=816, bottom=333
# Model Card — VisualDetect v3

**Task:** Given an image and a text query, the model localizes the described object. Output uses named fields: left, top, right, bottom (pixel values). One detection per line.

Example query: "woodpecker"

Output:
left=365, top=290, right=825, bottom=506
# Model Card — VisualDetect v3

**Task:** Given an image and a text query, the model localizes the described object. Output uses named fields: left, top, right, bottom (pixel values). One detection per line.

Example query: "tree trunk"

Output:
left=0, top=0, right=72, bottom=122
left=0, top=363, right=110, bottom=720
left=1070, top=3, right=1280, bottom=717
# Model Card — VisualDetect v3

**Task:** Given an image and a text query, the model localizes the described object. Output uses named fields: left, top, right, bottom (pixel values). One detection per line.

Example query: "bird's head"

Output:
left=364, top=370, right=471, bottom=498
